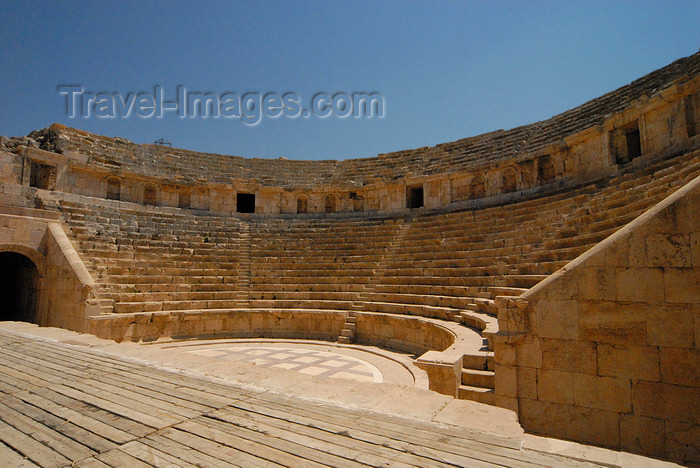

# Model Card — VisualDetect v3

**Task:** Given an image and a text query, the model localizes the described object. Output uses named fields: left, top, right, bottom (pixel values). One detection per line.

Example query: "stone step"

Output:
left=459, top=310, right=497, bottom=331
left=458, top=385, right=495, bottom=405
left=461, top=369, right=495, bottom=388
left=472, top=298, right=497, bottom=315
left=462, top=352, right=494, bottom=372
left=502, top=274, right=548, bottom=288
left=488, top=286, right=529, bottom=298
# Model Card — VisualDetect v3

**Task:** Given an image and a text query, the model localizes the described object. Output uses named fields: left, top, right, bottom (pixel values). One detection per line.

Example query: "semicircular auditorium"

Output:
left=1, top=51, right=699, bottom=464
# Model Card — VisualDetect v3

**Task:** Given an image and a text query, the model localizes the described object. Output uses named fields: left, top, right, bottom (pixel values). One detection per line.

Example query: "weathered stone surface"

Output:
left=619, top=414, right=666, bottom=458
left=646, top=303, right=695, bottom=348
left=659, top=347, right=700, bottom=387
left=533, top=299, right=578, bottom=340
left=519, top=398, right=620, bottom=448
left=577, top=301, right=647, bottom=345
left=664, top=268, right=700, bottom=303
left=540, top=338, right=597, bottom=374
left=572, top=373, right=632, bottom=413
left=632, top=380, right=700, bottom=424
left=536, top=368, right=574, bottom=405
left=597, top=344, right=660, bottom=381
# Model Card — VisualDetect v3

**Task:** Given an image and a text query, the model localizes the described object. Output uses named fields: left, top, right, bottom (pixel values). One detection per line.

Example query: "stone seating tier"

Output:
left=42, top=146, right=700, bottom=402
left=49, top=147, right=700, bottom=325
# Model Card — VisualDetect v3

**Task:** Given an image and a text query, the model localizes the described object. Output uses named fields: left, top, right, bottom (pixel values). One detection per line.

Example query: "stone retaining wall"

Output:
left=494, top=174, right=700, bottom=465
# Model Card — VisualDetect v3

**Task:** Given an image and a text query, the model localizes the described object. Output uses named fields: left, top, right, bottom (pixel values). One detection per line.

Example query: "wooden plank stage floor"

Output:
left=0, top=330, right=600, bottom=467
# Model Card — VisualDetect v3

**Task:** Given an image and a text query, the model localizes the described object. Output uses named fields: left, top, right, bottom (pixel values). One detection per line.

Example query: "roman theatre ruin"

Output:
left=1, top=51, right=699, bottom=464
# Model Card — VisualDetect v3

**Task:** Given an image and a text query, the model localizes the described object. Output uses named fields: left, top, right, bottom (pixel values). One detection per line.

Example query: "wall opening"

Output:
left=611, top=122, right=642, bottom=164
left=324, top=194, right=337, bottom=213
left=237, top=193, right=255, bottom=213
left=144, top=183, right=158, bottom=206
left=178, top=189, right=191, bottom=209
left=0, top=252, right=39, bottom=323
left=350, top=192, right=364, bottom=212
left=106, top=177, right=121, bottom=200
left=537, top=156, right=555, bottom=185
left=406, top=186, right=424, bottom=209
left=626, top=129, right=641, bottom=160
left=470, top=176, right=485, bottom=199
left=297, top=195, right=308, bottom=214
left=29, top=161, right=57, bottom=190
left=502, top=168, right=517, bottom=193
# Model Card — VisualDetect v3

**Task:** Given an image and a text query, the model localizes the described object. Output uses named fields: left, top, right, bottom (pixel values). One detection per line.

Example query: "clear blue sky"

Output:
left=1, top=1, right=698, bottom=160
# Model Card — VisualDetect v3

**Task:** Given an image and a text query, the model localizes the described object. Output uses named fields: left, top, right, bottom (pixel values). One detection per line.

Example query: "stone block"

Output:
left=646, top=304, right=694, bottom=348
left=578, top=267, right=617, bottom=301
left=495, top=365, right=517, bottom=398
left=495, top=395, right=518, bottom=414
left=597, top=344, right=659, bottom=381
left=644, top=233, right=692, bottom=268
left=664, top=268, right=700, bottom=303
left=515, top=337, right=542, bottom=368
left=660, top=347, right=700, bottom=387
left=494, top=340, right=516, bottom=366
left=619, top=414, right=666, bottom=458
left=573, top=373, right=632, bottom=412
left=516, top=366, right=538, bottom=400
left=653, top=202, right=694, bottom=235
left=534, top=299, right=578, bottom=340
left=519, top=398, right=620, bottom=448
left=632, top=380, right=700, bottom=424
left=664, top=419, right=700, bottom=466
left=578, top=301, right=647, bottom=346
left=615, top=268, right=665, bottom=303
left=537, top=368, right=574, bottom=404
left=540, top=338, right=597, bottom=374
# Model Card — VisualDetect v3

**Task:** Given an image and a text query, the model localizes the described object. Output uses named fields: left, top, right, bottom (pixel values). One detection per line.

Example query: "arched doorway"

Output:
left=0, top=252, right=39, bottom=323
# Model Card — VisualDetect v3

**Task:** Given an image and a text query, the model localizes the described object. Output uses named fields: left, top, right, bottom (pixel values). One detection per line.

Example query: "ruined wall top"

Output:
left=4, top=51, right=700, bottom=189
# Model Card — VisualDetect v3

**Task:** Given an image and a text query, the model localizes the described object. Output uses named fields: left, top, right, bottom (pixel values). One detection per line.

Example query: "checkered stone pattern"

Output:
left=185, top=346, right=383, bottom=383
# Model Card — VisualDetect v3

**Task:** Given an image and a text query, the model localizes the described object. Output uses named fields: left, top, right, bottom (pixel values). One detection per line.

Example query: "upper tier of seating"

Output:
left=18, top=52, right=699, bottom=188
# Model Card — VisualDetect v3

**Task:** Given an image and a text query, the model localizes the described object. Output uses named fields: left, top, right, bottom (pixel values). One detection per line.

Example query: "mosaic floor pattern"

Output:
left=185, top=345, right=384, bottom=383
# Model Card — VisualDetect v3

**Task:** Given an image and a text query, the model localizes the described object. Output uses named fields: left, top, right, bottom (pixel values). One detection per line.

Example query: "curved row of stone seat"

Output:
left=52, top=196, right=246, bottom=314
left=48, top=148, right=700, bottom=403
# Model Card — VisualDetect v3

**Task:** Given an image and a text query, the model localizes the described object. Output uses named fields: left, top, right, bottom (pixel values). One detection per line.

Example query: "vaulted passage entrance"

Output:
left=0, top=252, right=39, bottom=323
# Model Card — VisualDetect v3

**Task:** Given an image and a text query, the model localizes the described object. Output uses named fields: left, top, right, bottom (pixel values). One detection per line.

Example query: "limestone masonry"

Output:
left=0, top=51, right=699, bottom=464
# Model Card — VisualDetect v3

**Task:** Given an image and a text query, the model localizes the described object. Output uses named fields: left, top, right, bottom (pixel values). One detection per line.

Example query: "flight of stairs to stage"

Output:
left=235, top=222, right=252, bottom=308
left=338, top=220, right=410, bottom=344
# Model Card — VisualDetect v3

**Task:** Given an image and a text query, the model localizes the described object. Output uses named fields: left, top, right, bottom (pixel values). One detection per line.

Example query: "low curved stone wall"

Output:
left=86, top=308, right=476, bottom=398
left=87, top=309, right=347, bottom=343
left=354, top=312, right=456, bottom=355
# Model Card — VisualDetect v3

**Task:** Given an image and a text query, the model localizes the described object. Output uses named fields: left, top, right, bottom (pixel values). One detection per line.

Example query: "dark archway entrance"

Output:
left=0, top=252, right=39, bottom=323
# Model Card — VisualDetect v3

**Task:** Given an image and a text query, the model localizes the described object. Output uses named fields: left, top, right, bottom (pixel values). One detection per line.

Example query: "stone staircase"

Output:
left=235, top=221, right=252, bottom=308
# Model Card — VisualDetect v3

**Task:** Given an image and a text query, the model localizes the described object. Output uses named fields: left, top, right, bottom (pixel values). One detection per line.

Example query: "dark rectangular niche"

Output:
left=406, top=186, right=424, bottom=209
left=237, top=193, right=255, bottom=213
left=611, top=121, right=642, bottom=165
left=29, top=161, right=56, bottom=190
